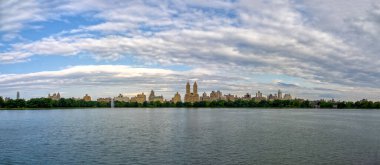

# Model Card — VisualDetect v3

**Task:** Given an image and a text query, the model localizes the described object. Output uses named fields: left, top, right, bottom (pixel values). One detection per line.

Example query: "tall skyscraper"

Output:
left=278, top=90, right=282, bottom=100
left=16, top=91, right=20, bottom=99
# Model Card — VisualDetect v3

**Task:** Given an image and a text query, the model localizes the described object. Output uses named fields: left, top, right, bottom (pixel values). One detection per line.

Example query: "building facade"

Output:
left=171, top=92, right=182, bottom=103
left=184, top=81, right=199, bottom=103
left=200, top=92, right=211, bottom=102
left=254, top=91, right=265, bottom=100
left=148, top=90, right=164, bottom=103
left=225, top=94, right=237, bottom=101
left=210, top=90, right=223, bottom=101
left=130, top=93, right=146, bottom=103
left=114, top=94, right=130, bottom=102
left=97, top=97, right=111, bottom=103
left=242, top=93, right=251, bottom=100
left=48, top=92, right=61, bottom=100
left=83, top=94, right=92, bottom=101
left=278, top=90, right=283, bottom=100
left=283, top=94, right=292, bottom=100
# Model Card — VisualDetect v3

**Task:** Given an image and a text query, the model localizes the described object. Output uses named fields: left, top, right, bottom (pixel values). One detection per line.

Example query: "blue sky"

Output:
left=0, top=0, right=380, bottom=100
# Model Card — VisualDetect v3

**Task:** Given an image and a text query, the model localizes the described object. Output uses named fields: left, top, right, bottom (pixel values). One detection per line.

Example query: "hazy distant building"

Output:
left=48, top=92, right=61, bottom=100
left=130, top=93, right=146, bottom=103
left=16, top=91, right=20, bottom=99
left=225, top=94, right=237, bottom=101
left=210, top=90, right=223, bottom=101
left=283, top=94, right=292, bottom=100
left=148, top=90, right=164, bottom=103
left=70, top=97, right=81, bottom=101
left=184, top=81, right=199, bottom=103
left=278, top=90, right=283, bottom=100
left=97, top=97, right=111, bottom=103
left=267, top=94, right=277, bottom=100
left=242, top=93, right=251, bottom=100
left=200, top=92, right=210, bottom=102
left=114, top=94, right=129, bottom=102
left=83, top=94, right=92, bottom=101
left=4, top=97, right=10, bottom=102
left=254, top=91, right=265, bottom=100
left=171, top=92, right=182, bottom=103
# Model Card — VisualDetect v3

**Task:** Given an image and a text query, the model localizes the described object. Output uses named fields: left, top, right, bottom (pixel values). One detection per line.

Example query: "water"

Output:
left=0, top=108, right=379, bottom=164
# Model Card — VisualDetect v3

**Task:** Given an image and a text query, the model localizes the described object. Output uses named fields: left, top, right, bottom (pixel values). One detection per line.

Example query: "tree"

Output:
left=175, top=102, right=184, bottom=107
left=26, top=98, right=53, bottom=108
left=0, top=97, right=4, bottom=108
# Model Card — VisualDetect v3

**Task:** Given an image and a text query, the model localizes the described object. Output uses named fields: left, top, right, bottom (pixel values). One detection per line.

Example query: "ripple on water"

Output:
left=0, top=108, right=379, bottom=164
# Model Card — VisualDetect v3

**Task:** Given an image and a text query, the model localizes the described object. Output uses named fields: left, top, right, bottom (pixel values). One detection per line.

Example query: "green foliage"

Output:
left=0, top=97, right=4, bottom=108
left=0, top=97, right=379, bottom=109
left=4, top=99, right=26, bottom=108
left=26, top=98, right=52, bottom=108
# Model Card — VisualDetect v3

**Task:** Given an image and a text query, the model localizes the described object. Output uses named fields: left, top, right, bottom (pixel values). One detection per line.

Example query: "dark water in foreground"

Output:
left=0, top=108, right=379, bottom=164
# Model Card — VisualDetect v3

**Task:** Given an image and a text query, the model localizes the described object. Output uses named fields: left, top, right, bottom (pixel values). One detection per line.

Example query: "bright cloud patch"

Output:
left=0, top=0, right=379, bottom=100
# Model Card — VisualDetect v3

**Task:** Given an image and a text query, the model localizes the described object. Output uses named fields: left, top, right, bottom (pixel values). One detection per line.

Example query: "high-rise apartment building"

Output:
left=184, top=81, right=199, bottom=103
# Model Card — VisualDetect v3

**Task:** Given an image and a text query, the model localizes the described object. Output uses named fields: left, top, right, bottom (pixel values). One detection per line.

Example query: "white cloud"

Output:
left=1, top=0, right=380, bottom=100
left=0, top=0, right=45, bottom=39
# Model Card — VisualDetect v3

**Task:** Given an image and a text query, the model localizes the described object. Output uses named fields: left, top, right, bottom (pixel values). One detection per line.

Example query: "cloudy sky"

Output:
left=0, top=0, right=379, bottom=101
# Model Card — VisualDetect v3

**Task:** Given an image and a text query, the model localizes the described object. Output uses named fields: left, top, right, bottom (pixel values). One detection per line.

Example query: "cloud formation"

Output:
left=0, top=0, right=379, bottom=100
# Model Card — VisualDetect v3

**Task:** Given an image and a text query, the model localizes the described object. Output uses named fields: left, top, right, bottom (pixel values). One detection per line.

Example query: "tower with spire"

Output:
left=186, top=81, right=190, bottom=94
left=184, top=81, right=200, bottom=103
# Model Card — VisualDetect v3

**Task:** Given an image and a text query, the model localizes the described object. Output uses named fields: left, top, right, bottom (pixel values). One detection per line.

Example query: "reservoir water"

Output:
left=0, top=108, right=379, bottom=164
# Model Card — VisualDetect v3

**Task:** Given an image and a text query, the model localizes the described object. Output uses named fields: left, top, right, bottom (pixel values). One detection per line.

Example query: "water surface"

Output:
left=0, top=108, right=379, bottom=164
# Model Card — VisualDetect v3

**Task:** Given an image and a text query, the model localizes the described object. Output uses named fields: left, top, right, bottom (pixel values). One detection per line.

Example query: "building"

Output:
left=225, top=94, right=237, bottom=101
left=70, top=97, right=81, bottom=101
left=210, top=90, right=223, bottom=101
left=4, top=97, right=11, bottom=102
left=267, top=94, right=277, bottom=100
left=200, top=92, right=210, bottom=102
left=184, top=81, right=200, bottom=103
left=171, top=92, right=182, bottom=103
left=242, top=93, right=251, bottom=100
left=148, top=90, right=164, bottom=103
left=254, top=91, right=265, bottom=101
left=114, top=94, right=129, bottom=102
left=278, top=90, right=283, bottom=100
left=16, top=91, right=20, bottom=99
left=97, top=97, right=111, bottom=103
left=283, top=94, right=292, bottom=100
left=48, top=92, right=61, bottom=100
left=130, top=93, right=146, bottom=103
left=255, top=91, right=263, bottom=98
left=83, top=94, right=92, bottom=101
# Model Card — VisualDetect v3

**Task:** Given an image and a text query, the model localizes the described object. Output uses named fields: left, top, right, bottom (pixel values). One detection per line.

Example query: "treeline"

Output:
left=0, top=97, right=103, bottom=109
left=1, top=97, right=380, bottom=109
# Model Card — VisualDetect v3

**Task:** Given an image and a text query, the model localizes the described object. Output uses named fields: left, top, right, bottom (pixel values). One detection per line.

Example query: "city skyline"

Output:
left=5, top=81, right=294, bottom=102
left=1, top=1, right=380, bottom=101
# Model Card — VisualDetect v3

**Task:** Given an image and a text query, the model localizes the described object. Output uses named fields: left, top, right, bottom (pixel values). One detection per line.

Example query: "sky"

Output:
left=0, top=0, right=379, bottom=101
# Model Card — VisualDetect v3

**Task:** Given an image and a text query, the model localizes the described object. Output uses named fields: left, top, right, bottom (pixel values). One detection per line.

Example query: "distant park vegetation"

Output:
left=0, top=97, right=380, bottom=109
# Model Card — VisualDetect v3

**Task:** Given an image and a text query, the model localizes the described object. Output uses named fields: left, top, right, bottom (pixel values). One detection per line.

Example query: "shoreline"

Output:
left=1, top=107, right=378, bottom=110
